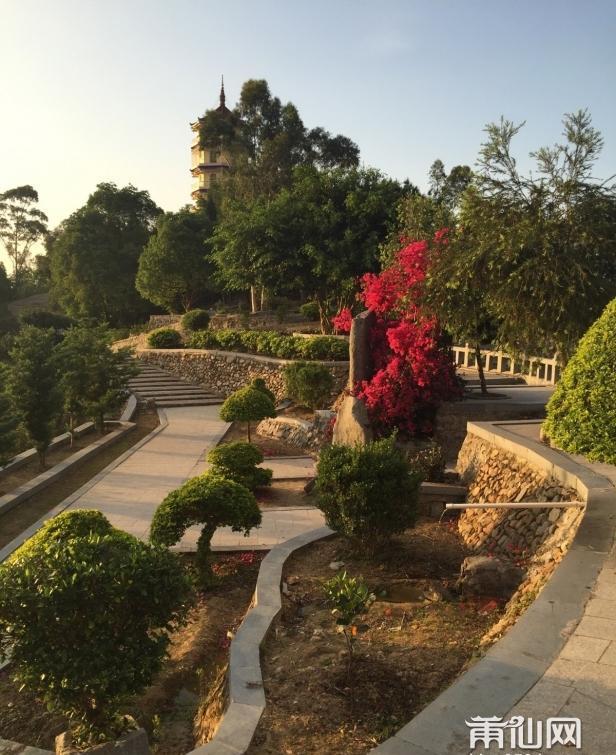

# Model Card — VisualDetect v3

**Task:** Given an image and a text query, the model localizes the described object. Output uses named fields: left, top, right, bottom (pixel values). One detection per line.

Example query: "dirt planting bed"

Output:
left=247, top=521, right=504, bottom=755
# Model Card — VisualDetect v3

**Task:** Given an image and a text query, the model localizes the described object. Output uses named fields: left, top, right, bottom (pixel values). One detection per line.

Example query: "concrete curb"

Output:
left=0, top=737, right=52, bottom=754
left=0, top=410, right=168, bottom=565
left=0, top=422, right=95, bottom=480
left=370, top=419, right=616, bottom=755
left=0, top=422, right=136, bottom=518
left=188, top=525, right=334, bottom=755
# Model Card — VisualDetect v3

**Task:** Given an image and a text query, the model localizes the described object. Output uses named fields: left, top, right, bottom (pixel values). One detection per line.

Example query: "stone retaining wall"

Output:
left=137, top=348, right=349, bottom=402
left=148, top=314, right=181, bottom=329
left=455, top=430, right=583, bottom=645
left=256, top=411, right=336, bottom=453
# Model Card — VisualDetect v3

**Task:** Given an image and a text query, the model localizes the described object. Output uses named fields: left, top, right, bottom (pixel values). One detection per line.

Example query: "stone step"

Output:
left=155, top=398, right=223, bottom=407
left=135, top=391, right=220, bottom=400
left=133, top=386, right=217, bottom=395
left=129, top=381, right=199, bottom=389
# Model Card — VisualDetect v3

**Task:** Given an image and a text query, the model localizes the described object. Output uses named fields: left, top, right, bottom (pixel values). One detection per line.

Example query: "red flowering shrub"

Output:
left=355, top=237, right=460, bottom=435
left=331, top=307, right=353, bottom=334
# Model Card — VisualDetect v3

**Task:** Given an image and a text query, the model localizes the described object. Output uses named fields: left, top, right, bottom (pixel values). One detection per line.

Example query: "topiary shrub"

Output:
left=207, top=441, right=272, bottom=490
left=147, top=327, right=183, bottom=349
left=316, top=436, right=421, bottom=551
left=181, top=309, right=211, bottom=332
left=251, top=377, right=276, bottom=404
left=299, top=301, right=320, bottom=321
left=284, top=361, right=334, bottom=409
left=220, top=385, right=276, bottom=441
left=150, top=472, right=262, bottom=588
left=543, top=297, right=616, bottom=463
left=0, top=509, right=191, bottom=746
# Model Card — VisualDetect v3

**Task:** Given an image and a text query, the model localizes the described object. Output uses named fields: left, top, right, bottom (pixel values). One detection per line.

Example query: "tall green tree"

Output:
left=449, top=110, right=616, bottom=362
left=0, top=364, right=19, bottom=466
left=211, top=166, right=403, bottom=329
left=55, top=325, right=136, bottom=434
left=48, top=183, right=161, bottom=326
left=136, top=207, right=218, bottom=313
left=0, top=186, right=48, bottom=286
left=8, top=326, right=62, bottom=468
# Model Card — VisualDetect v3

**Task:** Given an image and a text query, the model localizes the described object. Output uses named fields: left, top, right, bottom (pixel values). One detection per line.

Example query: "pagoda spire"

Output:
left=219, top=75, right=226, bottom=109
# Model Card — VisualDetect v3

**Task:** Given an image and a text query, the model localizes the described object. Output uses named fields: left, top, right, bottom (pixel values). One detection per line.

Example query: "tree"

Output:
left=0, top=509, right=191, bottom=745
left=150, top=473, right=261, bottom=588
left=55, top=325, right=137, bottom=435
left=543, top=297, right=616, bottom=463
left=219, top=385, right=276, bottom=441
left=455, top=110, right=616, bottom=362
left=212, top=166, right=403, bottom=327
left=0, top=185, right=48, bottom=285
left=7, top=326, right=62, bottom=467
left=136, top=207, right=218, bottom=313
left=424, top=228, right=497, bottom=394
left=48, top=183, right=161, bottom=325
left=0, top=365, right=19, bottom=466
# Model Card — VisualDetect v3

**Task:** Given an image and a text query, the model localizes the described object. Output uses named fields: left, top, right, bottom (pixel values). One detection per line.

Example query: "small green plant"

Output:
left=250, top=377, right=276, bottom=404
left=284, top=361, right=334, bottom=409
left=207, top=441, right=272, bottom=490
left=402, top=441, right=446, bottom=482
left=324, top=571, right=373, bottom=676
left=0, top=510, right=191, bottom=746
left=299, top=301, right=320, bottom=321
left=543, top=297, right=616, bottom=463
left=219, top=385, right=276, bottom=441
left=181, top=309, right=211, bottom=332
left=0, top=365, right=19, bottom=466
left=150, top=472, right=262, bottom=588
left=147, top=327, right=183, bottom=349
left=316, top=436, right=421, bottom=552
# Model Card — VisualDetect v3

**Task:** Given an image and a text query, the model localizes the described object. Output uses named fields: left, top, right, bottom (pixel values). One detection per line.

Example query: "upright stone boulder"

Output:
left=332, top=310, right=375, bottom=446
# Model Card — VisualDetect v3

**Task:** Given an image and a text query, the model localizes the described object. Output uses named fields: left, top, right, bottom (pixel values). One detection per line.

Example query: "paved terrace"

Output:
left=59, top=405, right=324, bottom=550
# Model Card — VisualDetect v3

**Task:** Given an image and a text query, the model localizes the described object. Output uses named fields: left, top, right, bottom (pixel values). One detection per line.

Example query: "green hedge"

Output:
left=147, top=327, right=183, bottom=349
left=543, top=297, right=616, bottom=464
left=284, top=361, right=334, bottom=409
left=181, top=309, right=210, bottom=331
left=187, top=329, right=348, bottom=361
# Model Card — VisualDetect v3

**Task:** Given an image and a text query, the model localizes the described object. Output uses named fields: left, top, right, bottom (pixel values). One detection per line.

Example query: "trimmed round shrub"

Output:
left=316, top=436, right=421, bottom=551
left=181, top=309, right=210, bottom=332
left=207, top=441, right=273, bottom=490
left=220, top=385, right=276, bottom=441
left=251, top=377, right=276, bottom=404
left=284, top=361, right=334, bottom=409
left=543, top=298, right=616, bottom=463
left=0, top=509, right=191, bottom=745
left=147, top=327, right=183, bottom=349
left=150, top=472, right=261, bottom=588
left=299, top=301, right=320, bottom=321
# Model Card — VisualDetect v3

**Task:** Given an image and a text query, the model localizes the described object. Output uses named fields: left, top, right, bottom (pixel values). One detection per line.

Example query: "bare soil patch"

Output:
left=247, top=521, right=503, bottom=755
left=0, top=551, right=263, bottom=754
left=0, top=408, right=159, bottom=550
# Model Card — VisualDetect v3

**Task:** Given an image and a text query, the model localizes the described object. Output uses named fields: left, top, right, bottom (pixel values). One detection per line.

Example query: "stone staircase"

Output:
left=128, top=364, right=222, bottom=408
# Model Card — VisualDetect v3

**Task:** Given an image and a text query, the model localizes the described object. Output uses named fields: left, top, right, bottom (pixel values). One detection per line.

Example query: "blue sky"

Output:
left=1, top=0, right=615, bottom=266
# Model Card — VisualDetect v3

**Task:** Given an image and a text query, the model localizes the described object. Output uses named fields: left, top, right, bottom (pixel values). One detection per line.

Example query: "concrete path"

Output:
left=62, top=405, right=324, bottom=550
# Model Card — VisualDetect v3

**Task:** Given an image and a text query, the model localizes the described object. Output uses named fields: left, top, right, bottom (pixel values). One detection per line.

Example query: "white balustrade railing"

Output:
left=452, top=344, right=561, bottom=385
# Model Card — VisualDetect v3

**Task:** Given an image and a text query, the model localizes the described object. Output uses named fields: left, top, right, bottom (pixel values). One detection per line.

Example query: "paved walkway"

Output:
left=62, top=405, right=323, bottom=550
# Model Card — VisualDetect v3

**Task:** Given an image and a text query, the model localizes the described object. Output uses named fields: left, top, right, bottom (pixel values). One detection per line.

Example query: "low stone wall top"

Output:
left=137, top=348, right=349, bottom=402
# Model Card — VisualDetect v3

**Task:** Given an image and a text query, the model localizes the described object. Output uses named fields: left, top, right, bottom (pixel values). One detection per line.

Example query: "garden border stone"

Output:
left=370, top=419, right=616, bottom=755
left=187, top=525, right=333, bottom=755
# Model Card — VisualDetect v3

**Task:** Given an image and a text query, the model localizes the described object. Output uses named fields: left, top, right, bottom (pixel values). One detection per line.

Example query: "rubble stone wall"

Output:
left=137, top=348, right=348, bottom=402
left=456, top=431, right=584, bottom=643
